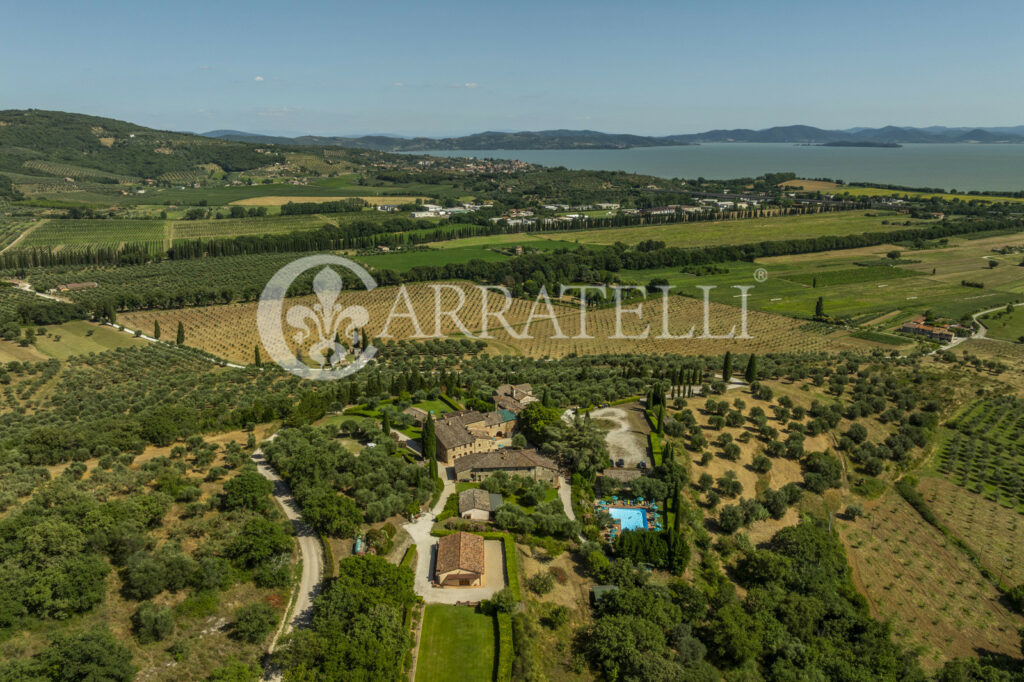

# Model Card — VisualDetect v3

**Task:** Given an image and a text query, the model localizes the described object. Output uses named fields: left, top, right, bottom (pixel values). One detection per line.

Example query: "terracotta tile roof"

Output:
left=453, top=448, right=558, bottom=474
left=435, top=532, right=485, bottom=575
left=458, top=488, right=503, bottom=513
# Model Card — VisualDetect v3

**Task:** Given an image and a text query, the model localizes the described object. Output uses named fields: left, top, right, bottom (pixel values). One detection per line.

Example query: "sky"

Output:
left=3, top=0, right=1024, bottom=137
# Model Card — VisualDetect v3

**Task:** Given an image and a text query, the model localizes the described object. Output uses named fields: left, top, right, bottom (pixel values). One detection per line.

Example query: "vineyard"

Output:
left=0, top=218, right=40, bottom=251
left=120, top=282, right=547, bottom=364
left=21, top=159, right=137, bottom=183
left=120, top=283, right=866, bottom=364
left=938, top=396, right=1024, bottom=509
left=17, top=219, right=168, bottom=253
left=169, top=214, right=330, bottom=240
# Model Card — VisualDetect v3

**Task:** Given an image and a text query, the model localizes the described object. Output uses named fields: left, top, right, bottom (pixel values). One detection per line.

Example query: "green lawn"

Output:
left=415, top=605, right=496, bottom=682
left=978, top=305, right=1024, bottom=343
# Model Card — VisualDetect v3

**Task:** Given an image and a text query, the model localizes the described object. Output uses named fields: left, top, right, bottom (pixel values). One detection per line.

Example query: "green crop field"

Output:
left=519, top=211, right=933, bottom=249
left=838, top=186, right=1024, bottom=205
left=415, top=605, right=496, bottom=682
left=170, top=214, right=330, bottom=240
left=33, top=320, right=149, bottom=360
left=617, top=232, right=1024, bottom=323
left=18, top=218, right=167, bottom=252
left=977, top=304, right=1024, bottom=342
left=356, top=245, right=510, bottom=272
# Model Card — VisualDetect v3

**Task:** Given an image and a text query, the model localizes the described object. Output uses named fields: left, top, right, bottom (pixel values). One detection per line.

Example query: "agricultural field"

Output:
left=415, top=605, right=497, bottom=682
left=917, top=476, right=1024, bottom=588
left=838, top=185, right=1024, bottom=205
left=937, top=396, right=1024, bottom=510
left=840, top=490, right=1023, bottom=670
left=170, top=214, right=330, bottom=240
left=229, top=194, right=425, bottom=207
left=17, top=218, right=168, bottom=252
left=120, top=282, right=867, bottom=364
left=0, top=218, right=43, bottom=251
left=31, top=320, right=149, bottom=360
left=356, top=245, right=510, bottom=272
left=427, top=232, right=579, bottom=251
left=526, top=211, right=934, bottom=249
left=618, top=231, right=1024, bottom=323
left=978, top=303, right=1024, bottom=343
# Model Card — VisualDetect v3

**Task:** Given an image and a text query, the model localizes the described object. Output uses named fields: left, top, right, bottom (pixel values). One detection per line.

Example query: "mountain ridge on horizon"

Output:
left=202, top=123, right=1024, bottom=151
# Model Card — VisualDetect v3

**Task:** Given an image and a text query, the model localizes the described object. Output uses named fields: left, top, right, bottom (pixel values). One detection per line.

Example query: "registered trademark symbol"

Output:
left=754, top=268, right=768, bottom=283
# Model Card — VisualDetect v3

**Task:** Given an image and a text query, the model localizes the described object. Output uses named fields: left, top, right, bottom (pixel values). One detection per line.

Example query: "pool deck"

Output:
left=595, top=500, right=663, bottom=540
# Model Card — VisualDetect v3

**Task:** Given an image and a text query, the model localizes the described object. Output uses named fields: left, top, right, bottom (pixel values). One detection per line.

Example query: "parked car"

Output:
left=638, top=461, right=647, bottom=470
left=616, top=458, right=625, bottom=468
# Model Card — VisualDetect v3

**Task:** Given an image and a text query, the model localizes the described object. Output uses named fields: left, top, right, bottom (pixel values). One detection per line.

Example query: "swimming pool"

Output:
left=608, top=507, right=648, bottom=532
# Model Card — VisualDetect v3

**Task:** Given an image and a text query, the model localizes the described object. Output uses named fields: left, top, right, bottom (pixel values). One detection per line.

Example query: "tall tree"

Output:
left=254, top=345, right=262, bottom=367
left=744, top=354, right=758, bottom=383
left=722, top=352, right=733, bottom=383
left=815, top=297, right=825, bottom=318
left=176, top=321, right=185, bottom=345
left=422, top=413, right=437, bottom=468
left=153, top=320, right=161, bottom=340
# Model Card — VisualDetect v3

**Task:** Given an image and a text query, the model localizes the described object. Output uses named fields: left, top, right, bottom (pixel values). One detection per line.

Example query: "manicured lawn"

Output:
left=415, top=605, right=496, bottom=682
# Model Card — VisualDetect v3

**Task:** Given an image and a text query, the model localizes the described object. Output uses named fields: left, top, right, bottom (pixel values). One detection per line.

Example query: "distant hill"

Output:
left=0, top=110, right=284, bottom=180
left=203, top=124, right=1024, bottom=150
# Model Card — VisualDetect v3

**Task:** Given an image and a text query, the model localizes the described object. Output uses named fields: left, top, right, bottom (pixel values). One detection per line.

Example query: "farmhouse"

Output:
left=493, top=383, right=537, bottom=413
left=454, top=448, right=559, bottom=485
left=435, top=409, right=517, bottom=464
left=434, top=532, right=485, bottom=587
left=52, top=282, right=99, bottom=292
left=458, top=488, right=503, bottom=520
left=900, top=319, right=956, bottom=343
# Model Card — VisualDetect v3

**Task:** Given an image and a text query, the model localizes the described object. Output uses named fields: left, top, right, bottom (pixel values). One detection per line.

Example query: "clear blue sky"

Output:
left=3, top=0, right=1023, bottom=136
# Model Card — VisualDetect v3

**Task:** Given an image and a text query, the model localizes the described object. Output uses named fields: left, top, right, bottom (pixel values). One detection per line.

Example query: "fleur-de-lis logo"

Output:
left=286, top=267, right=369, bottom=367
left=257, top=255, right=378, bottom=380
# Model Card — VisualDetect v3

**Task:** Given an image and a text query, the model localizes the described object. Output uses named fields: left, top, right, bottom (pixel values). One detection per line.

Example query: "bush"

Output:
left=541, top=604, right=570, bottom=629
left=526, top=572, right=555, bottom=595
left=231, top=602, right=277, bottom=643
left=131, top=602, right=175, bottom=643
left=1008, top=583, right=1024, bottom=614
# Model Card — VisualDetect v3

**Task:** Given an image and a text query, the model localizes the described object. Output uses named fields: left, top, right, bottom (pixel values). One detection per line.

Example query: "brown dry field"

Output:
left=121, top=282, right=861, bottom=365
left=682, top=381, right=827, bottom=540
left=839, top=489, right=1024, bottom=670
left=228, top=195, right=426, bottom=206
left=778, top=179, right=841, bottom=191
left=918, top=476, right=1024, bottom=587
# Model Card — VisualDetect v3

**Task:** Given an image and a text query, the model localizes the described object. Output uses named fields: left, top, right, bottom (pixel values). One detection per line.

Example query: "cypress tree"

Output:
left=382, top=411, right=391, bottom=437
left=815, top=297, right=825, bottom=318
left=153, top=320, right=161, bottom=340
left=722, top=351, right=733, bottom=383
left=422, top=414, right=437, bottom=464
left=744, top=354, right=758, bottom=383
left=254, top=345, right=262, bottom=367
left=176, top=321, right=185, bottom=345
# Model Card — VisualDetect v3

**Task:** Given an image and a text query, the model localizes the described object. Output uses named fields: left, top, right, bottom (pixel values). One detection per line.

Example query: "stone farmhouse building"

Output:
left=435, top=531, right=485, bottom=587
left=454, top=448, right=559, bottom=486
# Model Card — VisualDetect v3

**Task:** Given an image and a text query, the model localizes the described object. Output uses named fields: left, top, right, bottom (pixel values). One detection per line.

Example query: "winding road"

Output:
left=251, top=439, right=324, bottom=679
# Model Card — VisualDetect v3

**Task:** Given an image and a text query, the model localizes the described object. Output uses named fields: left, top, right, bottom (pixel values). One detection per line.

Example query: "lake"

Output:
left=415, top=143, right=1024, bottom=192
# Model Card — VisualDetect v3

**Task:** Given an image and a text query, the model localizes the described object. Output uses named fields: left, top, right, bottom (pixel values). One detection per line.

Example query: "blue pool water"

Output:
left=609, top=507, right=648, bottom=532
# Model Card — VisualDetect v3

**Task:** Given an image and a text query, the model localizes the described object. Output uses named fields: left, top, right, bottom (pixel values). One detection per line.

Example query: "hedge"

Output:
left=320, top=534, right=335, bottom=579
left=495, top=612, right=514, bottom=682
left=439, top=394, right=462, bottom=411
left=430, top=530, right=521, bottom=600
left=648, top=432, right=664, bottom=467
left=399, top=544, right=418, bottom=569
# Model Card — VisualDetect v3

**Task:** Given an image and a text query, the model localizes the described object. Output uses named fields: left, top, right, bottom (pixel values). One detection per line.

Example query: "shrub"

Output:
left=131, top=602, right=175, bottom=644
left=231, top=602, right=277, bottom=643
left=526, top=572, right=555, bottom=595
